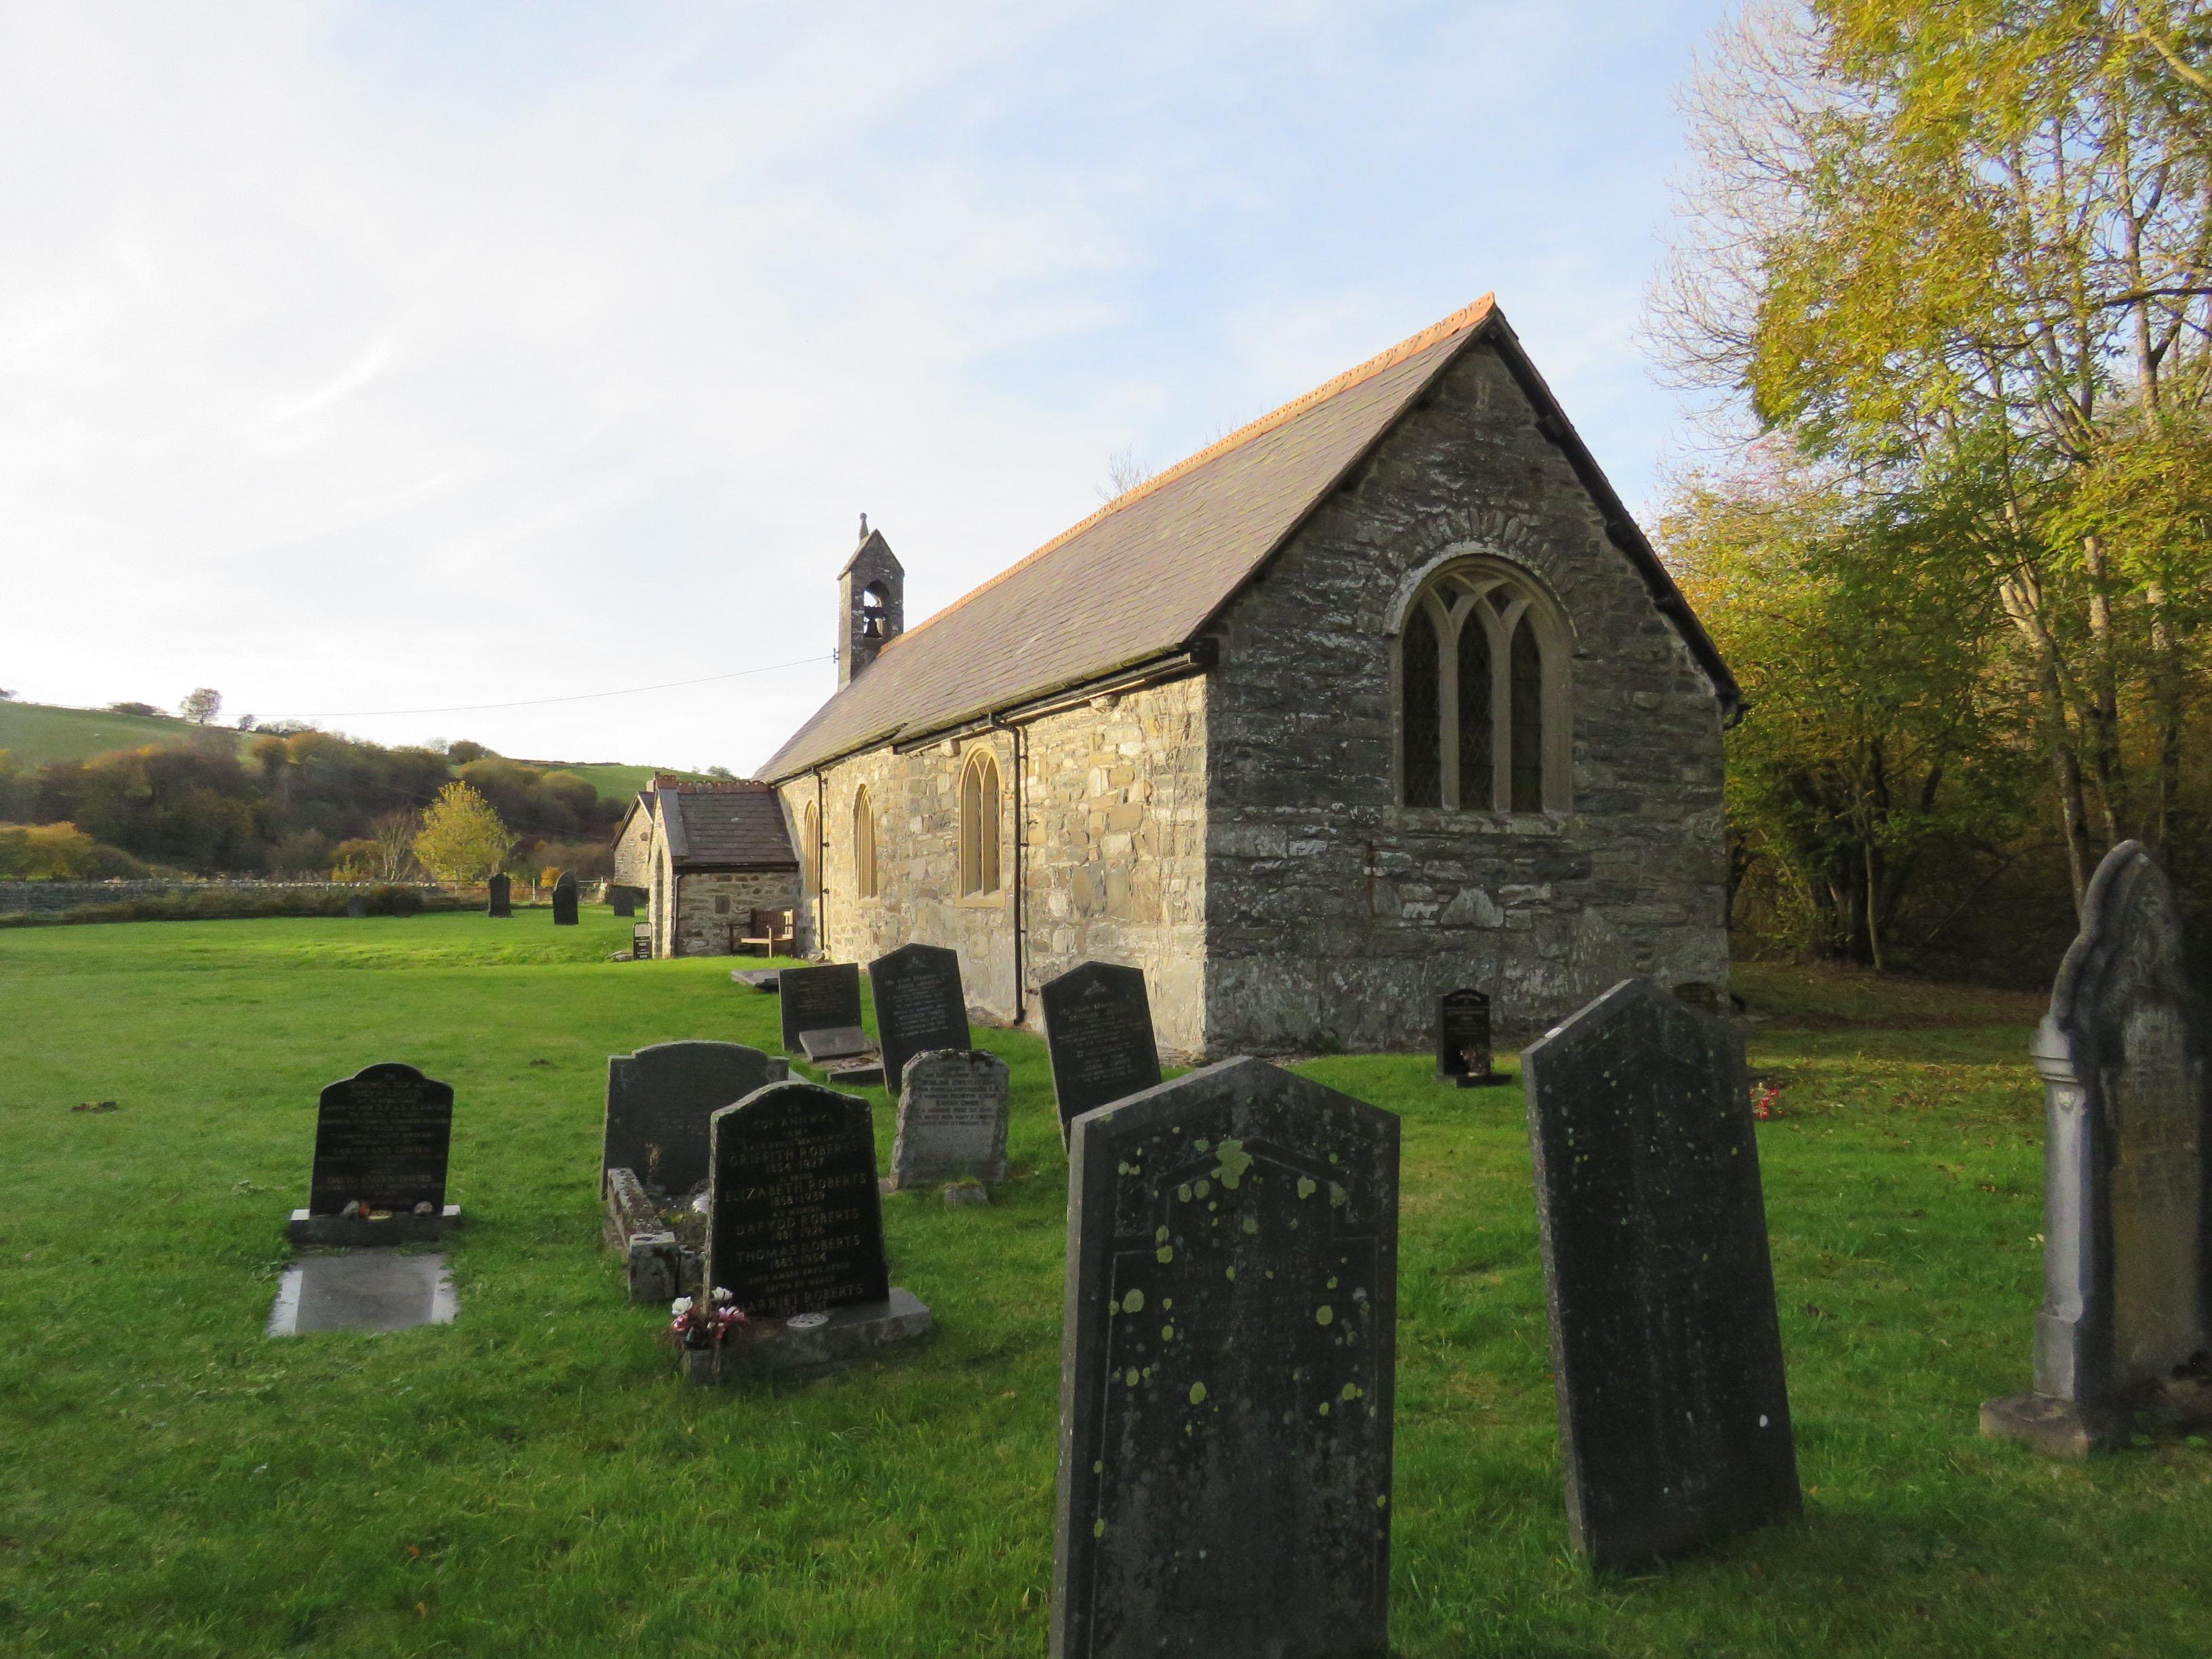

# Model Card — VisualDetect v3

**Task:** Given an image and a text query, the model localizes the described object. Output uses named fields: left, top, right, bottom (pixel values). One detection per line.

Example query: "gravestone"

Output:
left=870, top=943, right=971, bottom=1094
left=1520, top=979, right=1799, bottom=1569
left=1052, top=1057, right=1398, bottom=1659
left=611, top=885, right=638, bottom=918
left=632, top=922, right=653, bottom=960
left=779, top=961, right=863, bottom=1053
left=888, top=1049, right=1010, bottom=1191
left=268, top=1252, right=457, bottom=1336
left=289, top=1063, right=460, bottom=1244
left=345, top=894, right=367, bottom=919
left=704, top=1082, right=888, bottom=1317
left=1982, top=840, right=2212, bottom=1457
left=552, top=872, right=579, bottom=926
left=602, top=1040, right=784, bottom=1198
left=1436, top=987, right=1508, bottom=1087
left=1042, top=961, right=1162, bottom=1143
left=487, top=872, right=511, bottom=918
left=731, top=968, right=781, bottom=992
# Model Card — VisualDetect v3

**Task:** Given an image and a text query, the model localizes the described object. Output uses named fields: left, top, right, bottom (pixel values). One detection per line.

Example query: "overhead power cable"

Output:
left=272, top=653, right=834, bottom=720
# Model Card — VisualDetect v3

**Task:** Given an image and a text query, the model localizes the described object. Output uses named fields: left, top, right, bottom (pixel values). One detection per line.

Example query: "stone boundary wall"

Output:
left=0, top=880, right=446, bottom=916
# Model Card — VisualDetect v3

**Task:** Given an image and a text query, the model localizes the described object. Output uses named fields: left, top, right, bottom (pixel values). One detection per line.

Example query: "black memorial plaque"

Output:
left=703, top=1082, right=888, bottom=1319
left=308, top=1063, right=455, bottom=1216
left=779, top=962, right=863, bottom=1053
left=552, top=872, right=579, bottom=926
left=870, top=943, right=970, bottom=1094
left=1042, top=961, right=1162, bottom=1143
left=1052, top=1058, right=1399, bottom=1659
left=487, top=872, right=512, bottom=918
left=1436, top=988, right=1507, bottom=1086
left=602, top=1040, right=779, bottom=1196
left=1521, top=979, right=1799, bottom=1570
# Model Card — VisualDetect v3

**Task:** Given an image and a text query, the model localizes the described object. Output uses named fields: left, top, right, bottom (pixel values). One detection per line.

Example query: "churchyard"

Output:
left=4, top=909, right=2211, bottom=1656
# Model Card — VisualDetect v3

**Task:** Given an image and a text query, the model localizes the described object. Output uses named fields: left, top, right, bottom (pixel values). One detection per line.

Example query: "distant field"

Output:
left=0, top=701, right=694, bottom=799
left=0, top=699, right=251, bottom=766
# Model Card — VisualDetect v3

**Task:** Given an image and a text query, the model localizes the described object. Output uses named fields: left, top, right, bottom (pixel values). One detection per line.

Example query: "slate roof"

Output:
left=760, top=297, right=1734, bottom=779
left=657, top=785, right=796, bottom=870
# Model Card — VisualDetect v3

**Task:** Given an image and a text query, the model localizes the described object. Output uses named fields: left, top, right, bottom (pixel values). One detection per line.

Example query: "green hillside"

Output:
left=0, top=701, right=693, bottom=802
left=0, top=700, right=251, bottom=767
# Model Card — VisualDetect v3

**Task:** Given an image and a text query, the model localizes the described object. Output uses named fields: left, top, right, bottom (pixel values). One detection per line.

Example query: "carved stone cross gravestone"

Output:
left=1520, top=979, right=1799, bottom=1569
left=486, top=872, right=511, bottom=918
left=1042, top=961, right=1162, bottom=1145
left=888, top=1049, right=1010, bottom=1191
left=1982, top=840, right=2212, bottom=1457
left=1052, top=1057, right=1398, bottom=1659
left=779, top=962, right=863, bottom=1054
left=289, top=1063, right=460, bottom=1245
left=552, top=872, right=579, bottom=926
left=1435, top=988, right=1508, bottom=1088
left=870, top=942, right=971, bottom=1095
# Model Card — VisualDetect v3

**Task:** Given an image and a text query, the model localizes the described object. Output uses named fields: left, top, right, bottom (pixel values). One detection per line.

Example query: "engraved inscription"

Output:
left=890, top=1050, right=1008, bottom=1187
left=308, top=1063, right=453, bottom=1215
left=2108, top=1002, right=2204, bottom=1378
left=706, top=1084, right=887, bottom=1319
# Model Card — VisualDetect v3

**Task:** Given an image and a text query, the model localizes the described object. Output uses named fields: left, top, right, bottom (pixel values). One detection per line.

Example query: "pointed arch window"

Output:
left=852, top=786, right=878, bottom=899
left=960, top=750, right=1002, bottom=896
left=802, top=800, right=821, bottom=893
left=1397, top=560, right=1570, bottom=813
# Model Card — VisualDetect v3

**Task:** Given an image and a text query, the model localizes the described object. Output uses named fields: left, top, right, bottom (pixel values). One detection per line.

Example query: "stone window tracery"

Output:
left=853, top=786, right=878, bottom=899
left=960, top=750, right=1002, bottom=896
left=1397, top=558, right=1570, bottom=813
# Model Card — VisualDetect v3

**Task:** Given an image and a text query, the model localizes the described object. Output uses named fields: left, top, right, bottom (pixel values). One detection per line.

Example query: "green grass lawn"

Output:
left=0, top=700, right=253, bottom=768
left=1, top=918, right=2205, bottom=1657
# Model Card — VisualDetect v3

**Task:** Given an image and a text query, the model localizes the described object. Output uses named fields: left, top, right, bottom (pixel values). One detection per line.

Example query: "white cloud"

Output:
left=0, top=0, right=1727, bottom=769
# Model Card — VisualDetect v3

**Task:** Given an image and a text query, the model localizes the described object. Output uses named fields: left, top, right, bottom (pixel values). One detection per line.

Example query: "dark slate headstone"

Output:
left=779, top=962, right=863, bottom=1053
left=1982, top=840, right=2212, bottom=1457
left=1052, top=1057, right=1398, bottom=1659
left=1436, top=988, right=1507, bottom=1087
left=890, top=1049, right=1010, bottom=1189
left=798, top=1025, right=874, bottom=1065
left=307, top=1063, right=455, bottom=1217
left=552, top=872, right=579, bottom=926
left=487, top=872, right=512, bottom=918
left=602, top=1040, right=782, bottom=1197
left=1042, top=962, right=1162, bottom=1143
left=344, top=894, right=367, bottom=919
left=703, top=1082, right=888, bottom=1319
left=1520, top=979, right=1799, bottom=1569
left=869, top=943, right=971, bottom=1094
left=611, top=884, right=638, bottom=918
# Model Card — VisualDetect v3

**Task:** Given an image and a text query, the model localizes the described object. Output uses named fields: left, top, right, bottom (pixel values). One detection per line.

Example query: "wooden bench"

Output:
left=739, top=908, right=795, bottom=956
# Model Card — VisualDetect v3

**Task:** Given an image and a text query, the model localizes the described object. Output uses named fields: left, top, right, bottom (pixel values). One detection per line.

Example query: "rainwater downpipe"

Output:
left=813, top=767, right=827, bottom=959
left=990, top=716, right=1027, bottom=1026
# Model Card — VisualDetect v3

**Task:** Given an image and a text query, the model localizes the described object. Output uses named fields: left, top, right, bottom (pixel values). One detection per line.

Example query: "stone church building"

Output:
left=611, top=778, right=801, bottom=960
left=758, top=297, right=1738, bottom=1059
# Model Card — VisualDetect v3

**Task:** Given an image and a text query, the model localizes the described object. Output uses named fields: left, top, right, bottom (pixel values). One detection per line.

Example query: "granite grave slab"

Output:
left=870, top=943, right=971, bottom=1094
left=290, top=1063, right=459, bottom=1246
left=731, top=968, right=781, bottom=992
left=888, top=1049, right=1010, bottom=1191
left=779, top=962, right=863, bottom=1053
left=1052, top=1057, right=1398, bottom=1659
left=1042, top=961, right=1162, bottom=1144
left=1521, top=979, right=1799, bottom=1569
left=268, top=1251, right=457, bottom=1336
left=1983, top=840, right=2212, bottom=1457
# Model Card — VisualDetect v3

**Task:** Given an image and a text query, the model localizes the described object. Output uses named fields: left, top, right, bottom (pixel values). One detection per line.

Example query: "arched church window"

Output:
left=961, top=750, right=1002, bottom=895
left=802, top=800, right=821, bottom=892
left=1397, top=560, right=1570, bottom=813
left=853, top=786, right=878, bottom=899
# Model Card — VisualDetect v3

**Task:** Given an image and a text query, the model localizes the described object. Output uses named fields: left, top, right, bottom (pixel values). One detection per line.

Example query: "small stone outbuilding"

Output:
left=609, top=779, right=800, bottom=959
left=757, top=297, right=1739, bottom=1058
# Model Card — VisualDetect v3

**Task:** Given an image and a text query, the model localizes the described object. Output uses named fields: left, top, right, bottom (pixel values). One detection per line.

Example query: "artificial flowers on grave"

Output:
left=670, top=1286, right=752, bottom=1349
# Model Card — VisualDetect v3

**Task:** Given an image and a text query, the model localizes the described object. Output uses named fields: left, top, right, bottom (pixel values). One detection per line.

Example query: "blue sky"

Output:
left=0, top=1, right=1737, bottom=771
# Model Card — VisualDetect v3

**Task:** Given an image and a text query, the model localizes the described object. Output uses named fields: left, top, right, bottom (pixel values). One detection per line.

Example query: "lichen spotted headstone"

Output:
left=1520, top=979, right=1799, bottom=1569
left=1982, top=840, right=2212, bottom=1457
left=1042, top=961, right=1162, bottom=1145
left=552, top=872, right=579, bottom=926
left=869, top=942, right=971, bottom=1095
left=1052, top=1057, right=1398, bottom=1659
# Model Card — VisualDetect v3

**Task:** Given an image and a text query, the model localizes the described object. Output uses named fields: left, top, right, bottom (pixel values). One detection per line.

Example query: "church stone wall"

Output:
left=611, top=805, right=654, bottom=889
left=775, top=675, right=1209, bottom=1055
left=670, top=867, right=800, bottom=959
left=1200, top=337, right=1729, bottom=1054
